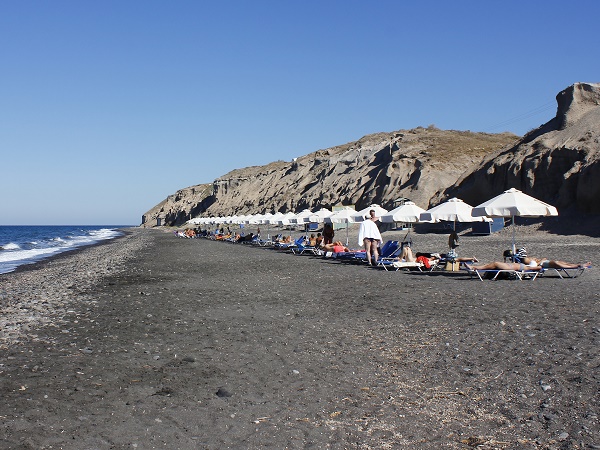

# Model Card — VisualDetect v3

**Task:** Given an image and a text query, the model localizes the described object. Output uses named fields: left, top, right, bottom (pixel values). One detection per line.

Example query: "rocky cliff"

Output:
left=142, top=82, right=600, bottom=227
left=436, top=82, right=600, bottom=214
left=141, top=128, right=517, bottom=226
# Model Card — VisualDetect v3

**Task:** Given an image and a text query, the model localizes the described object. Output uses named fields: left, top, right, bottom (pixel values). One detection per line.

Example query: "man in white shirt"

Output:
left=358, top=209, right=383, bottom=265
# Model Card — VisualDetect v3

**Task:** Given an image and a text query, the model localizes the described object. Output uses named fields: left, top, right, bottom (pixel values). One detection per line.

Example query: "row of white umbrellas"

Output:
left=187, top=205, right=389, bottom=226
left=188, top=188, right=558, bottom=252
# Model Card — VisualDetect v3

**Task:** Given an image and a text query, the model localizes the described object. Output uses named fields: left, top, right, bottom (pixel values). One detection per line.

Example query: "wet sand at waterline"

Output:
left=1, top=227, right=598, bottom=449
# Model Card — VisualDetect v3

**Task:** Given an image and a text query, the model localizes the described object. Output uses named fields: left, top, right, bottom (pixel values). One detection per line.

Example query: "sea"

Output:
left=0, top=225, right=129, bottom=275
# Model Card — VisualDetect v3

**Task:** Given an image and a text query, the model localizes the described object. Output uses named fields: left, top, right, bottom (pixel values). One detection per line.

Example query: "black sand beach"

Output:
left=0, top=228, right=598, bottom=449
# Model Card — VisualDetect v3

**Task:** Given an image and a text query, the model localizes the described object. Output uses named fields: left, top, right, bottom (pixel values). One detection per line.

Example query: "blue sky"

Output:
left=1, top=1, right=598, bottom=225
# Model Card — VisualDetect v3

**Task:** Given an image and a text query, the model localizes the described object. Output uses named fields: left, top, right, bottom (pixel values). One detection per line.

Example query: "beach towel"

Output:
left=416, top=255, right=431, bottom=269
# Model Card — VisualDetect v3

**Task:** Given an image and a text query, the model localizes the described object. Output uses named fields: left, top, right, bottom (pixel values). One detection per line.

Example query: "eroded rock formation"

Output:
left=436, top=82, right=600, bottom=214
left=142, top=82, right=600, bottom=227
left=142, top=128, right=516, bottom=226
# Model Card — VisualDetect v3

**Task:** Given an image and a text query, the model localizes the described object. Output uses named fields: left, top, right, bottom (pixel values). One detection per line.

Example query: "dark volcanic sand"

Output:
left=0, top=228, right=598, bottom=449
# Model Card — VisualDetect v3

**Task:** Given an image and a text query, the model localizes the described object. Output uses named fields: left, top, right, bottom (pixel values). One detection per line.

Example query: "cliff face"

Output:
left=143, top=82, right=600, bottom=227
left=142, top=128, right=517, bottom=226
left=436, top=82, right=600, bottom=214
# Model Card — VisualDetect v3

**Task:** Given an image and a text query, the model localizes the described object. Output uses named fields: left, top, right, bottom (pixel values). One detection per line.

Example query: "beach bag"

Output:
left=445, top=261, right=459, bottom=271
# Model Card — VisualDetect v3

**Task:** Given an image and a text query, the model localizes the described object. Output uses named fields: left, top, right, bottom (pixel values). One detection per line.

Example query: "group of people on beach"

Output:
left=180, top=210, right=590, bottom=273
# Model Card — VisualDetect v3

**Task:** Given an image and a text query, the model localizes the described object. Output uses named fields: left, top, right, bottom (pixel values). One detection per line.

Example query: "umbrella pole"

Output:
left=512, top=215, right=516, bottom=262
left=346, top=223, right=349, bottom=247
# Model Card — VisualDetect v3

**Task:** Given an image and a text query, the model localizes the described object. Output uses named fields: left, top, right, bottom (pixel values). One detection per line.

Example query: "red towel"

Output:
left=416, top=256, right=431, bottom=269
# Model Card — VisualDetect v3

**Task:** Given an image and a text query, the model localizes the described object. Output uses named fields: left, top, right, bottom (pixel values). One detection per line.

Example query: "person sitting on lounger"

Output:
left=321, top=241, right=350, bottom=253
left=399, top=247, right=478, bottom=264
left=315, top=233, right=323, bottom=248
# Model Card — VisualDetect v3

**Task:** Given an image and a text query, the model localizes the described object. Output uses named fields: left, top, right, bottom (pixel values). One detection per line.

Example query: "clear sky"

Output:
left=1, top=1, right=598, bottom=225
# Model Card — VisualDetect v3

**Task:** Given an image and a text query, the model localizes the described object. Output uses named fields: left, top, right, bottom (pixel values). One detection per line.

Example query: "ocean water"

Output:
left=0, top=226, right=127, bottom=274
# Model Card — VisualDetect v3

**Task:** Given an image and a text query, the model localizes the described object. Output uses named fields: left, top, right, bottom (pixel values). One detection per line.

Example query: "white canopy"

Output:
left=324, top=206, right=357, bottom=224
left=472, top=188, right=559, bottom=256
left=258, top=213, right=274, bottom=225
left=472, top=188, right=559, bottom=218
left=351, top=204, right=389, bottom=222
left=420, top=198, right=485, bottom=223
left=308, top=208, right=333, bottom=223
left=244, top=214, right=262, bottom=225
left=266, top=212, right=285, bottom=225
left=289, top=209, right=314, bottom=224
left=275, top=211, right=296, bottom=226
left=380, top=201, right=426, bottom=223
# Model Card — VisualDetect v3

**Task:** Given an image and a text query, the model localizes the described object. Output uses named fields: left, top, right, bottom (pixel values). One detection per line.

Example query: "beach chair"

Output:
left=376, top=244, right=407, bottom=270
left=287, top=236, right=308, bottom=253
left=513, top=255, right=588, bottom=279
left=539, top=265, right=588, bottom=279
left=337, top=240, right=399, bottom=264
left=467, top=267, right=540, bottom=281
left=291, top=241, right=320, bottom=255
left=389, top=261, right=424, bottom=271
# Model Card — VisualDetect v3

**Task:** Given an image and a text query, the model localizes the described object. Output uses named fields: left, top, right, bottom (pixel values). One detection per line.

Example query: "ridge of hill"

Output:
left=142, top=82, right=600, bottom=229
left=436, top=82, right=600, bottom=216
left=141, top=127, right=517, bottom=227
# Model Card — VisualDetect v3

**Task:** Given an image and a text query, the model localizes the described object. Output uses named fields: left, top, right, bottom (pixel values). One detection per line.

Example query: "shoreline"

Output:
left=0, top=228, right=151, bottom=346
left=0, top=226, right=134, bottom=277
left=0, top=228, right=598, bottom=448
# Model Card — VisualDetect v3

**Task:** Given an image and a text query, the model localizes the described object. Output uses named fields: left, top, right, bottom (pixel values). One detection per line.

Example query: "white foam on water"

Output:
left=0, top=227, right=124, bottom=274
left=1, top=243, right=21, bottom=250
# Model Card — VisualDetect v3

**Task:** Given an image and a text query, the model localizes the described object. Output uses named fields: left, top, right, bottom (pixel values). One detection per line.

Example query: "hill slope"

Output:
left=142, top=128, right=517, bottom=226
left=437, top=82, right=600, bottom=215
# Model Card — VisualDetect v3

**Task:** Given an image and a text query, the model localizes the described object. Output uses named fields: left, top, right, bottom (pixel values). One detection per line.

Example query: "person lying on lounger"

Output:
left=520, top=257, right=591, bottom=270
left=321, top=241, right=350, bottom=253
left=464, top=261, right=542, bottom=272
left=512, top=247, right=591, bottom=269
left=398, top=247, right=478, bottom=263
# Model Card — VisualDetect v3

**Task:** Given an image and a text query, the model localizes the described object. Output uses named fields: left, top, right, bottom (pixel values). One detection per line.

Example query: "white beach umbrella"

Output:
left=265, top=212, right=285, bottom=238
left=308, top=208, right=333, bottom=223
left=267, top=212, right=285, bottom=225
left=351, top=204, right=389, bottom=222
left=244, top=214, right=261, bottom=225
left=380, top=201, right=426, bottom=223
left=256, top=213, right=274, bottom=237
left=234, top=215, right=248, bottom=224
left=275, top=211, right=296, bottom=226
left=323, top=206, right=357, bottom=246
left=325, top=207, right=357, bottom=224
left=419, top=198, right=489, bottom=230
left=289, top=209, right=313, bottom=225
left=259, top=213, right=274, bottom=225
left=472, top=188, right=559, bottom=256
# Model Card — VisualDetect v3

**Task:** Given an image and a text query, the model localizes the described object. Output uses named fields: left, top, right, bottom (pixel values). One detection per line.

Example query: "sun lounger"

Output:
left=540, top=266, right=587, bottom=279
left=335, top=240, right=399, bottom=264
left=467, top=268, right=540, bottom=281
left=291, top=243, right=320, bottom=255
left=386, top=261, right=424, bottom=271
left=513, top=256, right=590, bottom=279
